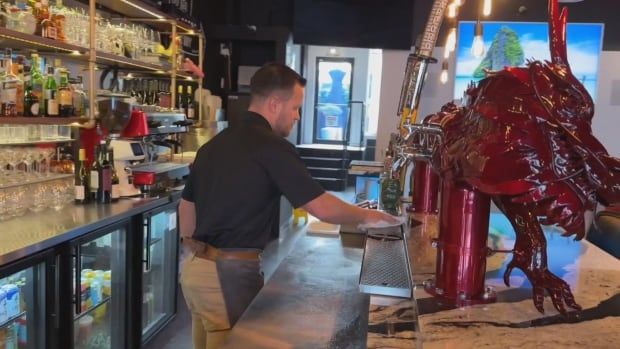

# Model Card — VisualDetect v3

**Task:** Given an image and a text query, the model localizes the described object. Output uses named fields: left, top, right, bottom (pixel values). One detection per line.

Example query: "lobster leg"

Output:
left=494, top=197, right=582, bottom=316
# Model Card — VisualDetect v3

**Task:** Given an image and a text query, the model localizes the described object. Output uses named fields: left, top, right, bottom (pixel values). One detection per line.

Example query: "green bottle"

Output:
left=30, top=54, right=44, bottom=115
left=44, top=65, right=58, bottom=117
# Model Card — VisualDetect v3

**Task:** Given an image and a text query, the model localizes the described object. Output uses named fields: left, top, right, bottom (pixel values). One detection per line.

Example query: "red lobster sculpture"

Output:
left=427, top=0, right=620, bottom=315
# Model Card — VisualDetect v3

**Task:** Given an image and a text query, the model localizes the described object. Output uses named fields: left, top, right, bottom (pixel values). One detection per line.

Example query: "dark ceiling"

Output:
left=193, top=0, right=620, bottom=51
left=414, top=0, right=620, bottom=51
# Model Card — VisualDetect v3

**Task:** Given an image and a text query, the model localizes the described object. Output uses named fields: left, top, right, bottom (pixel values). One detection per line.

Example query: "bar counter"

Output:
left=0, top=193, right=180, bottom=267
left=223, top=211, right=620, bottom=349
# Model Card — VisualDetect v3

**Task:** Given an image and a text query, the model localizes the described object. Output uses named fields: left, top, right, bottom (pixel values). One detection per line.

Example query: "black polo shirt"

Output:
left=182, top=111, right=325, bottom=249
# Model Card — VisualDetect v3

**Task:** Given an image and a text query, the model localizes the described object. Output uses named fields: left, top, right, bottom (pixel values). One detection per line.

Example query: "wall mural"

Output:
left=453, top=21, right=604, bottom=101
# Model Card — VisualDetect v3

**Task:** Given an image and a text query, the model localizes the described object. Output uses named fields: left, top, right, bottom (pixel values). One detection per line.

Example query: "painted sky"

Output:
left=453, top=21, right=604, bottom=100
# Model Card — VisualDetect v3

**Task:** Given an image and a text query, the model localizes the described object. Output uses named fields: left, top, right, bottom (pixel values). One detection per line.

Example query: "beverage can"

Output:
left=1, top=285, right=20, bottom=318
left=0, top=287, right=8, bottom=323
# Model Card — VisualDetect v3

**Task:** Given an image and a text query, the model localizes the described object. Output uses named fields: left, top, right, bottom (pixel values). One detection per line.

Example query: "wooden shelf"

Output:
left=96, top=51, right=171, bottom=73
left=0, top=117, right=87, bottom=125
left=0, top=27, right=88, bottom=55
left=0, top=139, right=75, bottom=146
left=0, top=174, right=73, bottom=191
left=95, top=0, right=199, bottom=33
left=0, top=28, right=200, bottom=77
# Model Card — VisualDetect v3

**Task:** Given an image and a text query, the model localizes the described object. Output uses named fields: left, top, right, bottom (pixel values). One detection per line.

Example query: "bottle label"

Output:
left=187, top=107, right=195, bottom=119
left=112, top=184, right=120, bottom=199
left=90, top=170, right=99, bottom=190
left=2, top=86, right=17, bottom=104
left=75, top=186, right=85, bottom=200
left=59, top=90, right=72, bottom=106
left=47, top=99, right=59, bottom=116
left=102, top=168, right=112, bottom=191
left=30, top=102, right=40, bottom=116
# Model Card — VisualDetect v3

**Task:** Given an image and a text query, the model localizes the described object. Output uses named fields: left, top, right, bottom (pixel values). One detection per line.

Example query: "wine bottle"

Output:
left=110, top=148, right=120, bottom=202
left=75, top=148, right=90, bottom=204
left=90, top=143, right=101, bottom=201
left=44, top=65, right=59, bottom=117
left=177, top=84, right=185, bottom=115
left=186, top=85, right=195, bottom=119
left=97, top=142, right=112, bottom=204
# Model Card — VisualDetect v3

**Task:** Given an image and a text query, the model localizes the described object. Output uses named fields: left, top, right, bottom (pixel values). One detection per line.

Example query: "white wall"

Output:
left=375, top=48, right=620, bottom=160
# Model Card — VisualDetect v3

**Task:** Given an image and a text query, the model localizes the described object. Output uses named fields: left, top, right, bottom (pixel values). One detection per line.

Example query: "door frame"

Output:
left=312, top=56, right=355, bottom=145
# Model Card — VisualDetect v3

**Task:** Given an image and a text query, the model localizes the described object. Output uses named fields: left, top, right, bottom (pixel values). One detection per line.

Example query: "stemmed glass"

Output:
left=4, top=148, right=20, bottom=184
left=40, top=147, right=57, bottom=177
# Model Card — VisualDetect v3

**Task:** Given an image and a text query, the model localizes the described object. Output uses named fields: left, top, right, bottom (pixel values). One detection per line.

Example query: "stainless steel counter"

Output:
left=221, top=232, right=370, bottom=349
left=0, top=195, right=176, bottom=266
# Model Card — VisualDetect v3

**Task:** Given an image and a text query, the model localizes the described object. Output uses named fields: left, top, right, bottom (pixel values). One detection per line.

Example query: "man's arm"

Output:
left=179, top=198, right=196, bottom=239
left=302, top=192, right=398, bottom=225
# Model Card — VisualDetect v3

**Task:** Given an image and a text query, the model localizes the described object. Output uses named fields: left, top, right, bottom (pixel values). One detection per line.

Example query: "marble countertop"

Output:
left=405, top=212, right=620, bottom=349
left=219, top=209, right=619, bottom=349
left=221, top=233, right=371, bottom=349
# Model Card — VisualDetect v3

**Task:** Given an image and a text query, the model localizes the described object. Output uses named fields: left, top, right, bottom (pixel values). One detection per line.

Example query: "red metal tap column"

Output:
left=424, top=179, right=496, bottom=306
left=410, top=161, right=440, bottom=214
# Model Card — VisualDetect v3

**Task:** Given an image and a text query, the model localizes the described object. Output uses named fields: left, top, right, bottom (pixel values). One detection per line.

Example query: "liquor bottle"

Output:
left=90, top=143, right=101, bottom=201
left=186, top=85, right=195, bottom=119
left=24, top=73, right=40, bottom=117
left=71, top=76, right=86, bottom=117
left=30, top=54, right=44, bottom=114
left=58, top=70, right=73, bottom=117
left=1, top=49, right=19, bottom=117
left=14, top=63, right=25, bottom=115
left=97, top=142, right=112, bottom=204
left=176, top=84, right=185, bottom=115
left=53, top=58, right=62, bottom=84
left=44, top=65, right=59, bottom=116
left=75, top=148, right=90, bottom=204
left=110, top=148, right=120, bottom=202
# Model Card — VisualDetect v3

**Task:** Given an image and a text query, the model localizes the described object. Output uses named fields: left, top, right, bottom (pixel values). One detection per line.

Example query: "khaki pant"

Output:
left=180, top=252, right=263, bottom=349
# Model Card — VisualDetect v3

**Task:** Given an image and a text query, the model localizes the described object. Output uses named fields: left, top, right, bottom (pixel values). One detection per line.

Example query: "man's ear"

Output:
left=267, top=95, right=282, bottom=114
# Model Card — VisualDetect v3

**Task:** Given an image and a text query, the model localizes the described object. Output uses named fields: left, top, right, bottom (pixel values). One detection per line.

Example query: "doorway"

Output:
left=312, top=57, right=354, bottom=144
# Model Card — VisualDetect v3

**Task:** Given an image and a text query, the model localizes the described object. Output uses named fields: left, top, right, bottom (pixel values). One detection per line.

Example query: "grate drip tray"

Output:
left=359, top=225, right=412, bottom=298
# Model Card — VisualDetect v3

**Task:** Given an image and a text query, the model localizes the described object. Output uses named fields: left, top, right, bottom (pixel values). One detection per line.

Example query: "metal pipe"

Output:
left=89, top=0, right=96, bottom=120
left=197, top=33, right=205, bottom=127
left=171, top=21, right=178, bottom=111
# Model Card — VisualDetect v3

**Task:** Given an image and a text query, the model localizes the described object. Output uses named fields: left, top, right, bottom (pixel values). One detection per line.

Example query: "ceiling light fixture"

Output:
left=483, top=0, right=492, bottom=17
left=440, top=61, right=449, bottom=84
left=471, top=20, right=485, bottom=58
left=120, top=0, right=164, bottom=19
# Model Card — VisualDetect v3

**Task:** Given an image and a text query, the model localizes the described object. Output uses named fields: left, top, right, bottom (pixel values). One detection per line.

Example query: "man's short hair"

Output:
left=250, top=63, right=307, bottom=100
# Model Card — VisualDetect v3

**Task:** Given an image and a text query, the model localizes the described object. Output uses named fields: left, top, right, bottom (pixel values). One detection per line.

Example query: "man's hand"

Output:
left=362, top=209, right=401, bottom=226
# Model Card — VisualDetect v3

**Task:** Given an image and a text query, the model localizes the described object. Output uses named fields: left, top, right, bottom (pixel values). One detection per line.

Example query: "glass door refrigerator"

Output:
left=70, top=221, right=128, bottom=349
left=141, top=202, right=179, bottom=345
left=0, top=253, right=50, bottom=349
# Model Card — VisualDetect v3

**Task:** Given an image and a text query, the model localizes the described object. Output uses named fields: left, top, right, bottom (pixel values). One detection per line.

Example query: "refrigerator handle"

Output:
left=143, top=218, right=152, bottom=272
left=73, top=245, right=82, bottom=315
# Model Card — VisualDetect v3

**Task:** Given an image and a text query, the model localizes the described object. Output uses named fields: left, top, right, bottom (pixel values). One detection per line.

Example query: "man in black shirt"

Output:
left=179, top=63, right=397, bottom=349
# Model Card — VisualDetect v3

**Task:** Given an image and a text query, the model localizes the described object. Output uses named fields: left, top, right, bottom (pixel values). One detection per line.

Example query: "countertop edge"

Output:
left=0, top=195, right=177, bottom=268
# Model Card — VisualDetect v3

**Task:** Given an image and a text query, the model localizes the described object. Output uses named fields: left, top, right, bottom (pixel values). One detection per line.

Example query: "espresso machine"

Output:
left=96, top=95, right=191, bottom=197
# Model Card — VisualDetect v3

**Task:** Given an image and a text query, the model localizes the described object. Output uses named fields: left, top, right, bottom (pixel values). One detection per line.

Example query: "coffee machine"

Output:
left=109, top=138, right=145, bottom=197
left=94, top=96, right=191, bottom=197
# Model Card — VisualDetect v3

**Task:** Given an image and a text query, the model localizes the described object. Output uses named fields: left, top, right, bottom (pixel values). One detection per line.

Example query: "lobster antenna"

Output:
left=549, top=0, right=569, bottom=66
